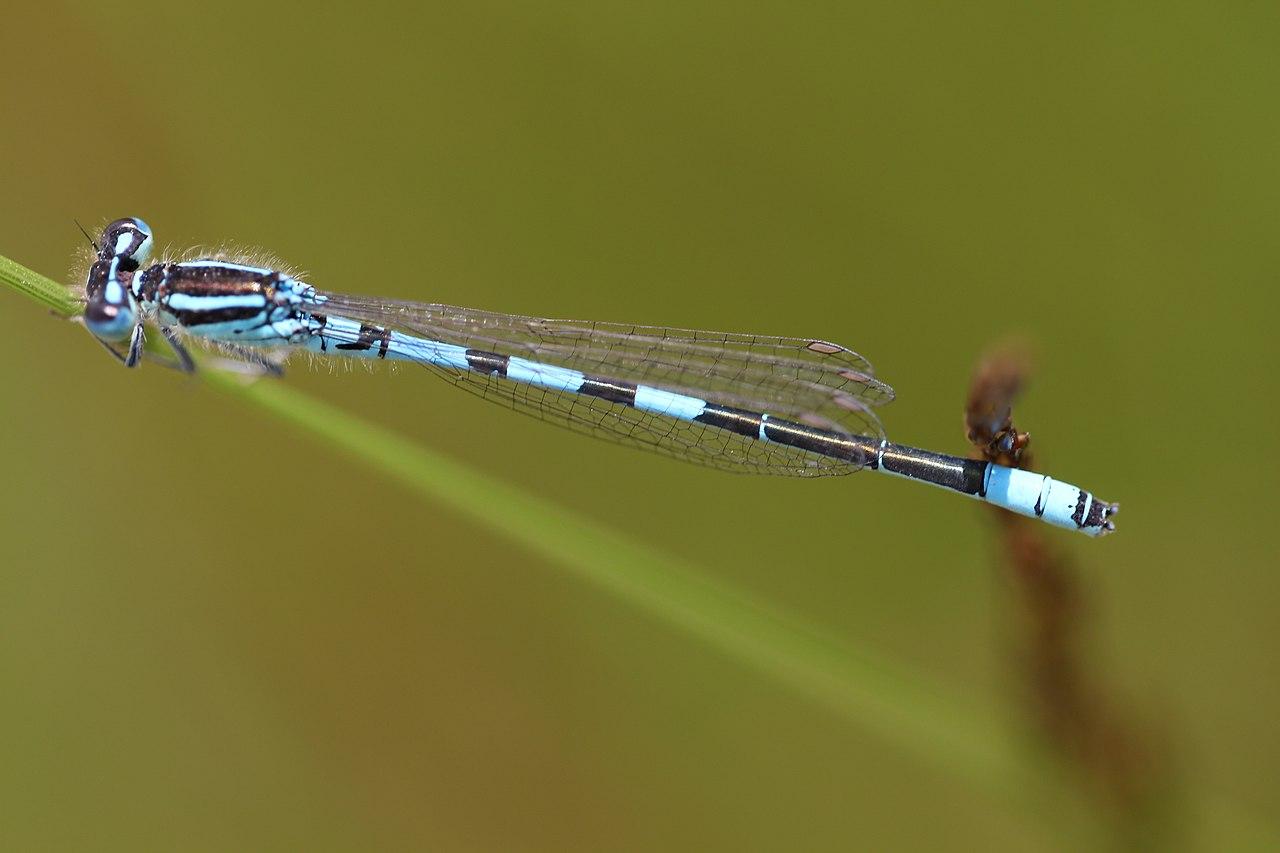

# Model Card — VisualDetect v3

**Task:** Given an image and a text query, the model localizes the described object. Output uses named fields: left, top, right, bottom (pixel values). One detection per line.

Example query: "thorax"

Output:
left=136, top=259, right=317, bottom=337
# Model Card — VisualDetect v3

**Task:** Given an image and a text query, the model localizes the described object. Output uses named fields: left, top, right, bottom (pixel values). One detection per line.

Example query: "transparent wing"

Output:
left=317, top=293, right=894, bottom=408
left=313, top=292, right=892, bottom=476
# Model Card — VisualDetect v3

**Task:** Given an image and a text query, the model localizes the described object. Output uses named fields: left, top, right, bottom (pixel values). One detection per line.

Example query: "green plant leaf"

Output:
left=0, top=253, right=80, bottom=317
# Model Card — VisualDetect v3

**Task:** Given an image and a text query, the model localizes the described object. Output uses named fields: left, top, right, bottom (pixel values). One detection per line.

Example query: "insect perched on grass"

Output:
left=78, top=217, right=1116, bottom=536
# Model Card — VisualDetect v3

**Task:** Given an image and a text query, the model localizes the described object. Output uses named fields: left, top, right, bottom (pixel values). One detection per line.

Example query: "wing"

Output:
left=313, top=292, right=893, bottom=476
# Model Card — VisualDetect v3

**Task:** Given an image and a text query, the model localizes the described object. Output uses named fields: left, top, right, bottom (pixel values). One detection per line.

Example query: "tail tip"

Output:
left=1091, top=500, right=1119, bottom=536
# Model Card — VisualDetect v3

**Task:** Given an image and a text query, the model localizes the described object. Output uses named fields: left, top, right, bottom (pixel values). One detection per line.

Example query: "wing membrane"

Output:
left=313, top=292, right=892, bottom=476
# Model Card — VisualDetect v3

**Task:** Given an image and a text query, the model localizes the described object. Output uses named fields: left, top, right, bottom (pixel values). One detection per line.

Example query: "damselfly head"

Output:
left=82, top=216, right=148, bottom=341
left=98, top=217, right=154, bottom=271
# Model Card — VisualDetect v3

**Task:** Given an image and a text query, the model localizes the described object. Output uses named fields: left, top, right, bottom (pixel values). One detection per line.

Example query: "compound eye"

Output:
left=99, top=217, right=154, bottom=269
left=84, top=296, right=136, bottom=341
left=84, top=260, right=110, bottom=300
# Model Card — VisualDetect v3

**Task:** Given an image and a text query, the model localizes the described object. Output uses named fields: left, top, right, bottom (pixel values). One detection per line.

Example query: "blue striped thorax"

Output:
left=136, top=261, right=314, bottom=344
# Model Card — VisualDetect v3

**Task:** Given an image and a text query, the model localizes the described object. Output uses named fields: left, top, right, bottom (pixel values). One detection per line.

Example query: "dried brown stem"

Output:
left=966, top=344, right=1175, bottom=845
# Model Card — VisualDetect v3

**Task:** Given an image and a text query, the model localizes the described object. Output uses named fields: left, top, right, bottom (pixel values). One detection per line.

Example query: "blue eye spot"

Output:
left=99, top=216, right=155, bottom=267
left=84, top=298, right=136, bottom=341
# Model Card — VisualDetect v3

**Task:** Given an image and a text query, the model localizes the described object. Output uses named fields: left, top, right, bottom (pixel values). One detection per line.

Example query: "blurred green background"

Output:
left=1, top=2, right=1276, bottom=849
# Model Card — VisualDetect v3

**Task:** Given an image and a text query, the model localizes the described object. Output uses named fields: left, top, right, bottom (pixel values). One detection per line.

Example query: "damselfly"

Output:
left=78, top=217, right=1116, bottom=536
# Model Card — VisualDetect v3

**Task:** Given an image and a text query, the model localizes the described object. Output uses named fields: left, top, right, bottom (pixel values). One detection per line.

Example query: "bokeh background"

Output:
left=1, top=2, right=1276, bottom=850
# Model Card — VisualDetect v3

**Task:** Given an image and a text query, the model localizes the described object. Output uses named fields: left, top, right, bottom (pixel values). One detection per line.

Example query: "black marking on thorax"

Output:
left=135, top=265, right=166, bottom=302
left=152, top=264, right=283, bottom=327
left=165, top=263, right=278, bottom=295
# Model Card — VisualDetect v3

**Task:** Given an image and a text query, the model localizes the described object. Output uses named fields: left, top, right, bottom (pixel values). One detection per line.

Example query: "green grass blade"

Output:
left=0, top=252, right=80, bottom=317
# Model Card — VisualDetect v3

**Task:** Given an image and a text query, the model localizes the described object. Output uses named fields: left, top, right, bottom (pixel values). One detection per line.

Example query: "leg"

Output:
left=86, top=322, right=146, bottom=368
left=83, top=321, right=194, bottom=374
left=153, top=331, right=282, bottom=377
left=159, top=326, right=197, bottom=373
left=80, top=316, right=281, bottom=377
left=124, top=323, right=146, bottom=367
left=89, top=333, right=131, bottom=366
left=217, top=344, right=286, bottom=377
